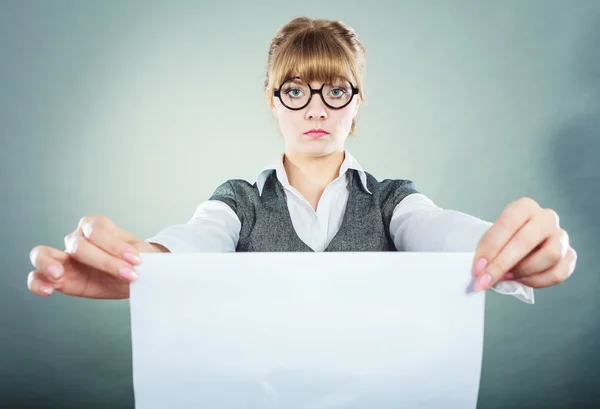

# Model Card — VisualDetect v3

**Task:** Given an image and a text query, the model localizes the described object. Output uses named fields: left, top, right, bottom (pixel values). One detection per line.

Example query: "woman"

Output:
left=26, top=17, right=576, bottom=302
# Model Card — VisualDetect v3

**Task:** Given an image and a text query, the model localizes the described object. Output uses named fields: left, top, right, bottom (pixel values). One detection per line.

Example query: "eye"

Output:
left=283, top=88, right=305, bottom=98
left=328, top=88, right=347, bottom=98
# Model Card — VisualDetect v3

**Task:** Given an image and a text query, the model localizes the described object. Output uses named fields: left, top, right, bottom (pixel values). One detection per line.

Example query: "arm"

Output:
left=389, top=193, right=535, bottom=304
left=145, top=200, right=241, bottom=253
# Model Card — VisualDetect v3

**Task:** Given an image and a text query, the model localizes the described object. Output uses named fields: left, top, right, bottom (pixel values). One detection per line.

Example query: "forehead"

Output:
left=272, top=54, right=356, bottom=86
left=282, top=72, right=355, bottom=87
left=286, top=75, right=352, bottom=84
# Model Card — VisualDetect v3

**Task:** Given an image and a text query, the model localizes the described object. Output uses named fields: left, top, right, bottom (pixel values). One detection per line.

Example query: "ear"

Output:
left=352, top=98, right=361, bottom=118
left=266, top=88, right=278, bottom=118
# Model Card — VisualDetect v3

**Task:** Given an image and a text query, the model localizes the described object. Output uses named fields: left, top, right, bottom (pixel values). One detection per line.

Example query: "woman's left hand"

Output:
left=472, top=197, right=577, bottom=291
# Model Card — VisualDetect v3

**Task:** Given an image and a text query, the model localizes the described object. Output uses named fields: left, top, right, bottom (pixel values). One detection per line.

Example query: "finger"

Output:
left=515, top=248, right=577, bottom=288
left=64, top=231, right=139, bottom=282
left=472, top=198, right=540, bottom=276
left=79, top=215, right=141, bottom=243
left=29, top=245, right=69, bottom=280
left=27, top=270, right=56, bottom=297
left=499, top=271, right=516, bottom=281
left=477, top=209, right=559, bottom=290
left=512, top=230, right=569, bottom=278
left=78, top=216, right=142, bottom=265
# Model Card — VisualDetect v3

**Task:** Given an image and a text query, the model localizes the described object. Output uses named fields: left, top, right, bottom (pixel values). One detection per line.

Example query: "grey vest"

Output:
left=209, top=169, right=418, bottom=252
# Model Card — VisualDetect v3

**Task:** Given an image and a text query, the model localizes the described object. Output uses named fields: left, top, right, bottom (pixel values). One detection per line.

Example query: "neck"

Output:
left=283, top=149, right=345, bottom=192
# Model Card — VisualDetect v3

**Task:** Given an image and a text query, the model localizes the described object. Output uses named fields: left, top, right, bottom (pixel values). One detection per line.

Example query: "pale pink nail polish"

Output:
left=40, top=284, right=54, bottom=295
left=473, top=258, right=488, bottom=276
left=119, top=267, right=138, bottom=282
left=124, top=251, right=141, bottom=265
left=475, top=273, right=492, bottom=291
left=48, top=265, right=63, bottom=279
left=503, top=272, right=515, bottom=280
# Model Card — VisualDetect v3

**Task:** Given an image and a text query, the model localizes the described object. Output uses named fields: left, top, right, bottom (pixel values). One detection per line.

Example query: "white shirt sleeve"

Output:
left=145, top=200, right=241, bottom=253
left=390, top=193, right=535, bottom=304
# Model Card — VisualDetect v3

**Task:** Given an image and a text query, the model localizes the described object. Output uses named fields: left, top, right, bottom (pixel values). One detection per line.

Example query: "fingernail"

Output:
left=124, top=251, right=141, bottom=265
left=40, top=284, right=54, bottom=295
left=473, top=258, right=488, bottom=276
left=119, top=267, right=138, bottom=282
left=48, top=265, right=63, bottom=279
left=503, top=272, right=515, bottom=280
left=474, top=273, right=492, bottom=291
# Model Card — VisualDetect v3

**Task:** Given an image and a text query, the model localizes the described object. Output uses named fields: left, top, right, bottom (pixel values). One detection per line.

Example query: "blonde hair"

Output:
left=265, top=17, right=367, bottom=136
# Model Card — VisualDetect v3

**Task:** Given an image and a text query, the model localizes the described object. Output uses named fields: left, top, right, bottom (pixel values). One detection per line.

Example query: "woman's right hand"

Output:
left=27, top=215, right=167, bottom=299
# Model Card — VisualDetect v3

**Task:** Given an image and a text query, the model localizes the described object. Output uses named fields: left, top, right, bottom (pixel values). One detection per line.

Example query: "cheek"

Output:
left=332, top=110, right=355, bottom=130
left=275, top=109, right=301, bottom=135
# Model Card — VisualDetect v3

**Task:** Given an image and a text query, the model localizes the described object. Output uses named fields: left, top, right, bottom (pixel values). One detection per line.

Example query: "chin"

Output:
left=285, top=135, right=343, bottom=156
left=302, top=144, right=341, bottom=157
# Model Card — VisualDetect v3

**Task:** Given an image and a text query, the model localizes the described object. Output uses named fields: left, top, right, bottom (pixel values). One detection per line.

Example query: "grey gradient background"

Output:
left=1, top=1, right=599, bottom=408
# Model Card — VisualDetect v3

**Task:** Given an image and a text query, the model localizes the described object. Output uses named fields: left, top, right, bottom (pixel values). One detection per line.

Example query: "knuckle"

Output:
left=84, top=218, right=102, bottom=241
left=543, top=208, right=560, bottom=227
left=64, top=233, right=82, bottom=255
left=559, top=229, right=569, bottom=244
left=26, top=271, right=35, bottom=290
left=94, top=214, right=109, bottom=225
left=64, top=231, right=74, bottom=243
left=507, top=199, right=522, bottom=210
left=29, top=245, right=42, bottom=266
left=27, top=271, right=51, bottom=295
left=520, top=197, right=539, bottom=210
left=78, top=215, right=92, bottom=229
left=568, top=249, right=578, bottom=277
left=550, top=269, right=565, bottom=285
left=80, top=215, right=102, bottom=239
left=79, top=214, right=107, bottom=228
left=547, top=243, right=563, bottom=264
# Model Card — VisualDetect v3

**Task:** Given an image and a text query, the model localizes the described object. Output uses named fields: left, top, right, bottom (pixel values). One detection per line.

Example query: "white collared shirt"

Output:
left=147, top=150, right=534, bottom=304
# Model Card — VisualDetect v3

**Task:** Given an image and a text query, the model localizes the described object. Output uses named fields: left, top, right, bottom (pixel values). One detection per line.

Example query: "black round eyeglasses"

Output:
left=273, top=76, right=359, bottom=111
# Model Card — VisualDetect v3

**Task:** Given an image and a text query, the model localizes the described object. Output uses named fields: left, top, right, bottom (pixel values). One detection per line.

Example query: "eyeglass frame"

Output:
left=273, top=76, right=359, bottom=111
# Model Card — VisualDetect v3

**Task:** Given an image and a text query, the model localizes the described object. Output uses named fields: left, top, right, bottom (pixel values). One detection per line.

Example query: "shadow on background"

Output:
left=545, top=15, right=600, bottom=408
left=475, top=15, right=600, bottom=409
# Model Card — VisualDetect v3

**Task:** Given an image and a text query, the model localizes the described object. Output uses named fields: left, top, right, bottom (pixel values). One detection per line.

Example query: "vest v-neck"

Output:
left=271, top=169, right=361, bottom=252
left=213, top=166, right=417, bottom=252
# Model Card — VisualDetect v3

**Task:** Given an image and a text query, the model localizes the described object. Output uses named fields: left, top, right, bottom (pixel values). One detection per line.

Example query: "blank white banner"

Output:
left=130, top=252, right=485, bottom=409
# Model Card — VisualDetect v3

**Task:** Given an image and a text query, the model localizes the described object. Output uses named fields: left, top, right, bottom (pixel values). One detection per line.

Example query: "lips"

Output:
left=304, top=129, right=329, bottom=137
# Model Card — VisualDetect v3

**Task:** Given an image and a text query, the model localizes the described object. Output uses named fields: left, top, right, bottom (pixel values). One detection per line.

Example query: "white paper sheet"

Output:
left=130, top=252, right=485, bottom=409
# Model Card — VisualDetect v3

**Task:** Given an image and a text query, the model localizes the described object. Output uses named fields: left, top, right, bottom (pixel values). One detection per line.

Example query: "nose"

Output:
left=305, top=94, right=328, bottom=120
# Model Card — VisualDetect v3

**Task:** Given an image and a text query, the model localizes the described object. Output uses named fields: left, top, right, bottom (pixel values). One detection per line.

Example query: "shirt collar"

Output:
left=255, top=150, right=371, bottom=196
